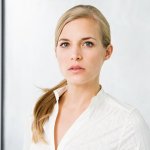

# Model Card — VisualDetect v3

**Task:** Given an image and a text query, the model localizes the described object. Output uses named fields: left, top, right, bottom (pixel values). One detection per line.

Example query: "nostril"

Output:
left=71, top=55, right=82, bottom=61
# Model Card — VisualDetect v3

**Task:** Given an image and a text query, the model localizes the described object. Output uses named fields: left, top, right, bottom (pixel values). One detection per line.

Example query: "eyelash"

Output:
left=60, top=42, right=69, bottom=48
left=83, top=41, right=94, bottom=47
left=59, top=41, right=94, bottom=48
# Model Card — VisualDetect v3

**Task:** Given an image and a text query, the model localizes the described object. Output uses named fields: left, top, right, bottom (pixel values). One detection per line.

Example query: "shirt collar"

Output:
left=53, top=85, right=105, bottom=109
left=53, top=86, right=67, bottom=102
left=44, top=85, right=105, bottom=143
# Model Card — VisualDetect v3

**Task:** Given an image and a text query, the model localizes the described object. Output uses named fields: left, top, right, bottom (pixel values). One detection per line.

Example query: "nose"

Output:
left=70, top=46, right=83, bottom=61
left=71, top=54, right=82, bottom=61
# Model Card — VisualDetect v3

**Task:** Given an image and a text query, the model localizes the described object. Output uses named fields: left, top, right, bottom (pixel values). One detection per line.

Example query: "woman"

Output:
left=23, top=4, right=150, bottom=150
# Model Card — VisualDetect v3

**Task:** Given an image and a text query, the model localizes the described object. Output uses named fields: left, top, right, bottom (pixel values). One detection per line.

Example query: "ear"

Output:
left=104, top=44, right=113, bottom=60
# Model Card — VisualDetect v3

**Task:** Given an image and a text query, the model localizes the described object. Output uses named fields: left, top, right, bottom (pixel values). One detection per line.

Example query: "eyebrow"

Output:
left=58, top=37, right=97, bottom=42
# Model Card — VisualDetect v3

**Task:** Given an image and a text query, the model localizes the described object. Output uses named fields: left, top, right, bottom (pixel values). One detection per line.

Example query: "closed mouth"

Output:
left=68, top=65, right=85, bottom=70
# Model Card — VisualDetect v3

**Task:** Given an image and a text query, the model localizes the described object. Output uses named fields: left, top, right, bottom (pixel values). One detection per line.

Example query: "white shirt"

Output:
left=23, top=86, right=150, bottom=150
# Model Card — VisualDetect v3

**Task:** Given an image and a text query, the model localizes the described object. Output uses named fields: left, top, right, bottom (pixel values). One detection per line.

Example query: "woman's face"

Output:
left=56, top=18, right=112, bottom=85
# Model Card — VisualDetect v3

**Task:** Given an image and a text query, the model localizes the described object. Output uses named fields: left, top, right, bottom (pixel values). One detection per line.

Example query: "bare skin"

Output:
left=54, top=18, right=113, bottom=149
left=54, top=83, right=101, bottom=149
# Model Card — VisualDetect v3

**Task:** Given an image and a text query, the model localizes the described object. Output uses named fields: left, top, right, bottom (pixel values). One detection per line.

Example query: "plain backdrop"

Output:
left=4, top=0, right=150, bottom=150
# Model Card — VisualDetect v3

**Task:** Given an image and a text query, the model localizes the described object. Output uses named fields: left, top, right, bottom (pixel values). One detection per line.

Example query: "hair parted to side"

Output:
left=32, top=4, right=111, bottom=143
left=55, top=4, right=111, bottom=48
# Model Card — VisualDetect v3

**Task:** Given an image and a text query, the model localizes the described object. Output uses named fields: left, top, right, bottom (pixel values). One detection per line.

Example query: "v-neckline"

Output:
left=54, top=97, right=94, bottom=150
left=43, top=86, right=104, bottom=150
left=53, top=89, right=103, bottom=150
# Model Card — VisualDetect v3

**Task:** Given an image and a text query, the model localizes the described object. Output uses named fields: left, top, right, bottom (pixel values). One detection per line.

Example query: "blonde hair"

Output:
left=32, top=4, right=111, bottom=143
left=55, top=5, right=111, bottom=48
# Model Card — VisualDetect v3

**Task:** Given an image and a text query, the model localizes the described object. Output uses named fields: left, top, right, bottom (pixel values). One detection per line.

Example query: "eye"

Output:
left=83, top=41, right=94, bottom=47
left=60, top=42, right=69, bottom=48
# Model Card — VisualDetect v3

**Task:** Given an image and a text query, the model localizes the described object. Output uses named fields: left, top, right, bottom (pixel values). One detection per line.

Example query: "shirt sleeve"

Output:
left=22, top=115, right=33, bottom=150
left=118, top=109, right=150, bottom=150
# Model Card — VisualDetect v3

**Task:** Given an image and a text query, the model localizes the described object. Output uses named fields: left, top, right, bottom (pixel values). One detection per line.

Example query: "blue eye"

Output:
left=60, top=42, right=69, bottom=48
left=83, top=41, right=94, bottom=47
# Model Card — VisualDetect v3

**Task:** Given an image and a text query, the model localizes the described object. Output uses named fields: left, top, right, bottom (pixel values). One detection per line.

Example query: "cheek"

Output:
left=87, top=51, right=105, bottom=68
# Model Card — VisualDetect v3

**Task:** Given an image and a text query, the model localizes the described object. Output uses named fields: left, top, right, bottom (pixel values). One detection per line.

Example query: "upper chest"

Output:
left=31, top=94, right=128, bottom=150
left=54, top=102, right=89, bottom=149
left=31, top=113, right=124, bottom=150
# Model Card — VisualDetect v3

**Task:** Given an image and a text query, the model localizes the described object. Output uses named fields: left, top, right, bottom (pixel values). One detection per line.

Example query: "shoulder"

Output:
left=103, top=91, right=148, bottom=123
left=96, top=89, right=136, bottom=117
left=117, top=108, right=150, bottom=149
left=96, top=89, right=150, bottom=131
left=99, top=90, right=150, bottom=149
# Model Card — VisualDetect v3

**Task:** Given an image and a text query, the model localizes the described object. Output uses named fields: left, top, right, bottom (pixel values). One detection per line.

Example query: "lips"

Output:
left=68, top=65, right=85, bottom=70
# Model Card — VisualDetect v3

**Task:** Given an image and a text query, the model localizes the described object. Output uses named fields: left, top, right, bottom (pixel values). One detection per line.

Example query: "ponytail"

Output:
left=32, top=79, right=67, bottom=143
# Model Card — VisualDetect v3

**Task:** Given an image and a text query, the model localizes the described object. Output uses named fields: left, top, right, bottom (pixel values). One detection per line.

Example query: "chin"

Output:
left=64, top=72, right=99, bottom=85
left=66, top=76, right=92, bottom=86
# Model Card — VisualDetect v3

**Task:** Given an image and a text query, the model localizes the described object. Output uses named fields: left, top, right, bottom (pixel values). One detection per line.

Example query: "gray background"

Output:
left=4, top=0, right=150, bottom=150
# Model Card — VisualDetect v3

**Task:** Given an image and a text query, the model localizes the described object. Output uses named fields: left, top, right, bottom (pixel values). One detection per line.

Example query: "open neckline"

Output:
left=53, top=86, right=104, bottom=150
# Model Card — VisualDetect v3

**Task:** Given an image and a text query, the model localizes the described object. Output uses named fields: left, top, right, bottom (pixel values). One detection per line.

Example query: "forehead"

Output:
left=59, top=18, right=101, bottom=40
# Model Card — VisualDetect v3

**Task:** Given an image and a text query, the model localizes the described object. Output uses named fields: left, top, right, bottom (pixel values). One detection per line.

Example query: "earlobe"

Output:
left=104, top=44, right=113, bottom=60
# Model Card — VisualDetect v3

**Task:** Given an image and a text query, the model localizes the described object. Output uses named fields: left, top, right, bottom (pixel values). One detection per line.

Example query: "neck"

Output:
left=60, top=80, right=101, bottom=109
